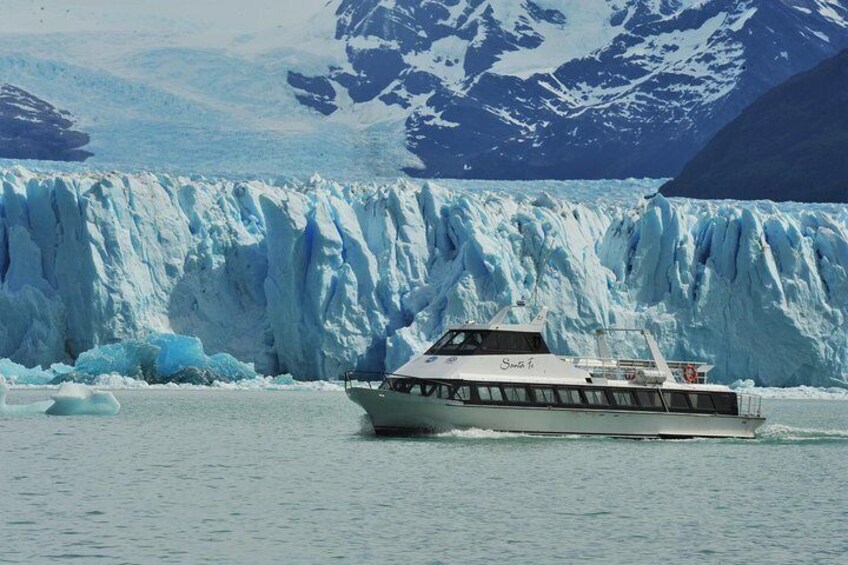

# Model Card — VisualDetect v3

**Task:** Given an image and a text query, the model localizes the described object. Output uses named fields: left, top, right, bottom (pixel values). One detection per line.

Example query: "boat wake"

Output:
left=433, top=428, right=597, bottom=440
left=434, top=428, right=535, bottom=440
left=755, top=424, right=848, bottom=442
left=374, top=425, right=848, bottom=443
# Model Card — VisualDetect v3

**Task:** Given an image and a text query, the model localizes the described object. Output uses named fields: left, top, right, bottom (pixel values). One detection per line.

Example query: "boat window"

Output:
left=635, top=389, right=663, bottom=410
left=426, top=383, right=453, bottom=399
left=452, top=385, right=471, bottom=401
left=427, top=330, right=551, bottom=355
left=532, top=387, right=555, bottom=405
left=479, top=332, right=550, bottom=354
left=502, top=385, right=530, bottom=403
left=526, top=334, right=550, bottom=354
left=663, top=391, right=691, bottom=412
left=711, top=392, right=738, bottom=415
left=441, top=331, right=473, bottom=352
left=426, top=330, right=490, bottom=355
left=556, top=387, right=583, bottom=406
left=476, top=385, right=504, bottom=402
left=610, top=390, right=636, bottom=408
left=458, top=331, right=486, bottom=353
left=390, top=379, right=412, bottom=393
left=426, top=332, right=457, bottom=354
left=583, top=389, right=610, bottom=406
left=425, top=330, right=472, bottom=354
left=501, top=332, right=531, bottom=353
left=688, top=393, right=715, bottom=412
left=408, top=382, right=426, bottom=396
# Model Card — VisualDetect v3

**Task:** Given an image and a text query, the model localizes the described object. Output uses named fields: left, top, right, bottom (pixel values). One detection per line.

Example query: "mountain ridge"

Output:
left=0, top=84, right=92, bottom=162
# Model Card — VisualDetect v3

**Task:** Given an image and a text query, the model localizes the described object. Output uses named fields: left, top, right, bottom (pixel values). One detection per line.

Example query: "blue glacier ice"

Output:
left=74, top=333, right=256, bottom=383
left=0, top=358, right=53, bottom=385
left=0, top=166, right=846, bottom=386
left=147, top=333, right=256, bottom=382
left=74, top=341, right=159, bottom=380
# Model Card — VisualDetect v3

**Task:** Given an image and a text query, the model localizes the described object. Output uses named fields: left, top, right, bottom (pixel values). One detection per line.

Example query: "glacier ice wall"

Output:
left=0, top=167, right=846, bottom=386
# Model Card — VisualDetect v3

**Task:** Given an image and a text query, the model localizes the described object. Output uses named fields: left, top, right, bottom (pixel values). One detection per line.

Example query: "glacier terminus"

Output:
left=0, top=166, right=845, bottom=387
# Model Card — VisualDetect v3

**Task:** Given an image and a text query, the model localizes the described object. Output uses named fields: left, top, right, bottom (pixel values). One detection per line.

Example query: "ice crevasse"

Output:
left=0, top=166, right=846, bottom=386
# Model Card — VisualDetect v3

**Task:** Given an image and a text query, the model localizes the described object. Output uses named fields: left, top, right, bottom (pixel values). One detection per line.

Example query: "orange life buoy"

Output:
left=683, top=365, right=698, bottom=384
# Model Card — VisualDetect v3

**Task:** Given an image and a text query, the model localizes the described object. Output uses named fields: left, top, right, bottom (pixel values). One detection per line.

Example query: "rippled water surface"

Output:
left=2, top=391, right=847, bottom=564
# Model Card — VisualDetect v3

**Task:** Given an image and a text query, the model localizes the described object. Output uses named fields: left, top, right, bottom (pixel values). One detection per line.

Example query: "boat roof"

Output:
left=450, top=305, right=548, bottom=333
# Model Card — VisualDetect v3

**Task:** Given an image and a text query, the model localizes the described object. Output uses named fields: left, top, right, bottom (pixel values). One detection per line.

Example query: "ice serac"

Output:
left=0, top=167, right=846, bottom=386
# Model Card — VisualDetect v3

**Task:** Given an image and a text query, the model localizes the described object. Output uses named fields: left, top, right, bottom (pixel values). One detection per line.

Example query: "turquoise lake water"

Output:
left=2, top=390, right=847, bottom=564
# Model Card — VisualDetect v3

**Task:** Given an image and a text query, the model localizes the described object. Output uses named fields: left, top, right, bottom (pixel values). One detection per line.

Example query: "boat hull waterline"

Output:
left=349, top=388, right=765, bottom=439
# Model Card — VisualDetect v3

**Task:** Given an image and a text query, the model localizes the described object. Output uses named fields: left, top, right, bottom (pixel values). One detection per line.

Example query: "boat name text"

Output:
left=500, top=358, right=535, bottom=371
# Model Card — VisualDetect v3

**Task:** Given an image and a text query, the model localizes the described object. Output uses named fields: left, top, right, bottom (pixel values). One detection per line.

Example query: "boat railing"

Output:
left=343, top=372, right=470, bottom=394
left=736, top=393, right=763, bottom=417
left=343, top=371, right=383, bottom=390
left=562, top=357, right=710, bottom=383
left=343, top=371, right=427, bottom=390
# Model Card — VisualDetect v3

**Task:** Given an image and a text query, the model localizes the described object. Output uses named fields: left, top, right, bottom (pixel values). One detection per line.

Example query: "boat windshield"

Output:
left=425, top=330, right=549, bottom=356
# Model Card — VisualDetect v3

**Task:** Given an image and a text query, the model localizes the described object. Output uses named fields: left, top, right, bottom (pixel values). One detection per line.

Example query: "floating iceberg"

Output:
left=0, top=379, right=53, bottom=414
left=45, top=383, right=121, bottom=416
left=0, top=167, right=846, bottom=386
left=0, top=331, right=257, bottom=386
left=72, top=333, right=257, bottom=384
left=0, top=379, right=119, bottom=416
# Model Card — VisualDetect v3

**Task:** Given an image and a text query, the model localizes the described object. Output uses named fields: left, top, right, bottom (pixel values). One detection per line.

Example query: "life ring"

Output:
left=683, top=365, right=698, bottom=384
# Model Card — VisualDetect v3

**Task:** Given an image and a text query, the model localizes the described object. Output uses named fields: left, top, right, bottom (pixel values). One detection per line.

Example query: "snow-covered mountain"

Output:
left=1, top=167, right=845, bottom=386
left=2, top=1, right=847, bottom=179
left=294, top=0, right=848, bottom=178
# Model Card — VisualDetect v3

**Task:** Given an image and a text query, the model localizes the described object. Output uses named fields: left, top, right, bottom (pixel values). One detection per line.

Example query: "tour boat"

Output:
left=345, top=304, right=765, bottom=438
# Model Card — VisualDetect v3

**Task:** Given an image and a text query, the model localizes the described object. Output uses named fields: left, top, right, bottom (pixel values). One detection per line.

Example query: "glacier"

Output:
left=0, top=166, right=846, bottom=387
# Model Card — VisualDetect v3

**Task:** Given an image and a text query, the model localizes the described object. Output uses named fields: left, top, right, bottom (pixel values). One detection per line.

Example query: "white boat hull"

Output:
left=348, top=388, right=765, bottom=439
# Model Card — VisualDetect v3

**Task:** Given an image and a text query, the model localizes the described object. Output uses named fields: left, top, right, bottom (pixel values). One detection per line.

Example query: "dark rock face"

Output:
left=662, top=49, right=848, bottom=203
left=0, top=84, right=92, bottom=162
left=289, top=0, right=848, bottom=180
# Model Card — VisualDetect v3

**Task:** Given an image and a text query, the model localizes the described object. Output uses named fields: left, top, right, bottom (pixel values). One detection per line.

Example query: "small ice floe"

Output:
left=0, top=381, right=53, bottom=415
left=45, top=383, right=121, bottom=416
left=0, top=380, right=120, bottom=417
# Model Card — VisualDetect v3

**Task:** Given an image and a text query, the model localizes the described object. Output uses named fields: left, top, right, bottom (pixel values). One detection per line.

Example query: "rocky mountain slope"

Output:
left=663, top=48, right=848, bottom=202
left=0, top=84, right=91, bottom=161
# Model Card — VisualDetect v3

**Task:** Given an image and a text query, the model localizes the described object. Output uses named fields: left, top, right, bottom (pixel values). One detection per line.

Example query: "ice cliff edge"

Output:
left=0, top=167, right=845, bottom=386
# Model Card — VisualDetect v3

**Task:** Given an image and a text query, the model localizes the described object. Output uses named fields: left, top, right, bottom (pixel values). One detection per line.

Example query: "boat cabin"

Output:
left=425, top=329, right=550, bottom=356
